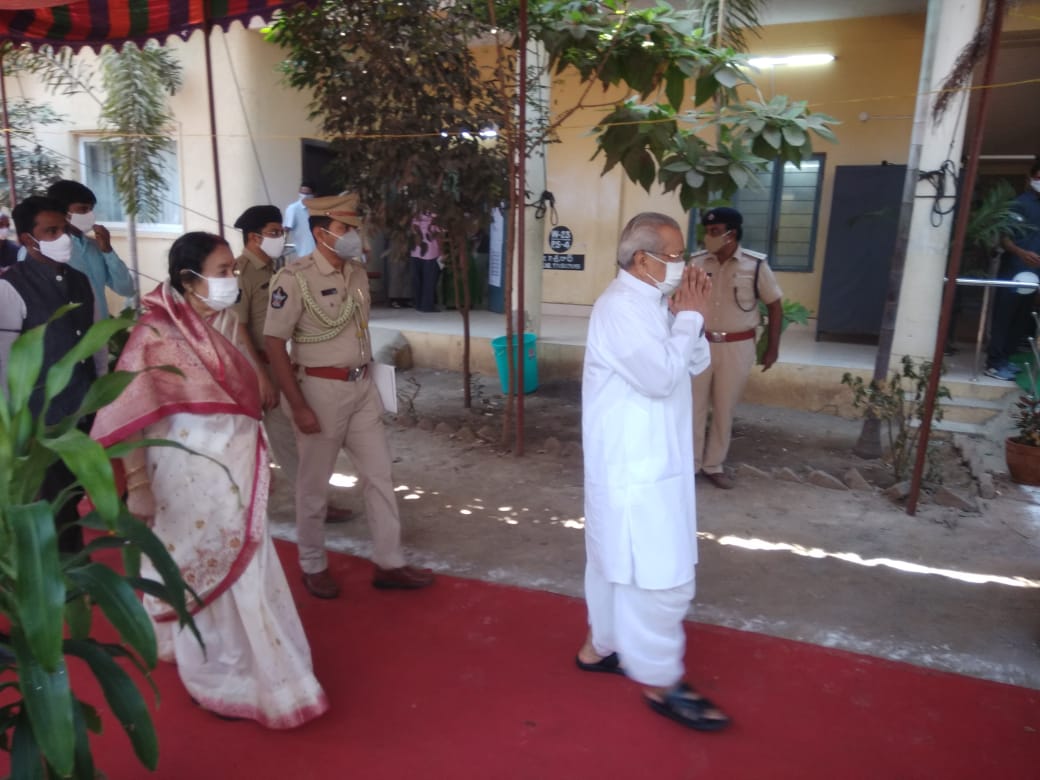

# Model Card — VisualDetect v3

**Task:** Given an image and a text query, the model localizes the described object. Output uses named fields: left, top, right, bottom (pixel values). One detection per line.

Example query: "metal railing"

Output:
left=952, top=276, right=1040, bottom=380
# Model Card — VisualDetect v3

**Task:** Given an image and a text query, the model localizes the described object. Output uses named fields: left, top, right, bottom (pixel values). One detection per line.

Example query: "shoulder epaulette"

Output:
left=742, top=248, right=767, bottom=261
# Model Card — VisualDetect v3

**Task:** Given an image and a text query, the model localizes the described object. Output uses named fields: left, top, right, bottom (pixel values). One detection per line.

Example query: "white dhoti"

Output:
left=584, top=563, right=696, bottom=687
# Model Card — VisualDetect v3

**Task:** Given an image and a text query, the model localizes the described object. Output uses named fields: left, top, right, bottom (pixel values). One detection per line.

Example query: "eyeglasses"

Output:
left=258, top=228, right=286, bottom=238
left=643, top=249, right=691, bottom=263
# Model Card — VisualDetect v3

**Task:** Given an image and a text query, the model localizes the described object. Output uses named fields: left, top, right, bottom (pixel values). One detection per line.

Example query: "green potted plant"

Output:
left=756, top=297, right=811, bottom=364
left=1, top=314, right=199, bottom=779
left=1006, top=355, right=1040, bottom=486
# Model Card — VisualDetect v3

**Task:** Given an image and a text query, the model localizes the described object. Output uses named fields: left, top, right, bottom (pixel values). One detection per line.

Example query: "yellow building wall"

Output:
left=541, top=13, right=928, bottom=313
left=4, top=21, right=322, bottom=303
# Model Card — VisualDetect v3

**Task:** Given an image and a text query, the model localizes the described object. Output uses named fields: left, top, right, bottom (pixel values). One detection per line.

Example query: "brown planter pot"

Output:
left=1006, top=437, right=1040, bottom=486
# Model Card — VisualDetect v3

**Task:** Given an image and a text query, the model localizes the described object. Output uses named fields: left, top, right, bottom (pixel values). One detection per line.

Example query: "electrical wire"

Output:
left=527, top=190, right=557, bottom=225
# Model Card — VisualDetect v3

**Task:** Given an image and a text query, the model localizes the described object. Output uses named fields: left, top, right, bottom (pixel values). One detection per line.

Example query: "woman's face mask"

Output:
left=190, top=270, right=240, bottom=310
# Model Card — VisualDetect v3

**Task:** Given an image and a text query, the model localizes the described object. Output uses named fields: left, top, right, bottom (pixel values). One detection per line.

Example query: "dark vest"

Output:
left=4, top=258, right=97, bottom=425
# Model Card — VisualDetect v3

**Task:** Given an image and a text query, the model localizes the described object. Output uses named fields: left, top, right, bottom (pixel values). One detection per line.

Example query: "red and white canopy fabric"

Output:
left=0, top=0, right=313, bottom=51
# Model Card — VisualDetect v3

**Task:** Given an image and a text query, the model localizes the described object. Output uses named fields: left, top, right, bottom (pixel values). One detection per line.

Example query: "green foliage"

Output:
left=841, top=355, right=951, bottom=481
left=966, top=180, right=1037, bottom=255
left=1011, top=393, right=1040, bottom=447
left=267, top=0, right=509, bottom=260
left=98, top=42, right=183, bottom=223
left=531, top=0, right=839, bottom=209
left=1011, top=359, right=1040, bottom=447
left=5, top=41, right=182, bottom=223
left=756, top=297, right=810, bottom=363
left=0, top=98, right=67, bottom=203
left=0, top=314, right=200, bottom=779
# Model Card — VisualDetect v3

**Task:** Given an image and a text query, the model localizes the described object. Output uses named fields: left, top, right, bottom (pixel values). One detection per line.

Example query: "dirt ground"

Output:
left=267, top=368, right=1040, bottom=690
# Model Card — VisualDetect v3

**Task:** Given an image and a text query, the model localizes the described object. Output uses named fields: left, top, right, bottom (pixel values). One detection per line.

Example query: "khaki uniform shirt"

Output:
left=233, top=248, right=274, bottom=354
left=262, top=250, right=372, bottom=368
left=691, top=246, right=783, bottom=333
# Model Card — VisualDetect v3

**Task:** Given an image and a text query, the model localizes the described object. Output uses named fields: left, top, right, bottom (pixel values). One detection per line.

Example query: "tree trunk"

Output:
left=454, top=231, right=472, bottom=409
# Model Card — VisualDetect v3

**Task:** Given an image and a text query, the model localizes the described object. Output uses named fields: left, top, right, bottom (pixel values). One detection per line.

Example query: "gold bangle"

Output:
left=127, top=479, right=150, bottom=492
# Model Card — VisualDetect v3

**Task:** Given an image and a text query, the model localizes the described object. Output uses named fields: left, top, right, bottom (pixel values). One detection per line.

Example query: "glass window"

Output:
left=78, top=137, right=182, bottom=230
left=734, top=154, right=825, bottom=272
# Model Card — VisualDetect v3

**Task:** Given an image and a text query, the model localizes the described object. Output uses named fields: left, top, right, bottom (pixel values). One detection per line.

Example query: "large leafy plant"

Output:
left=0, top=312, right=199, bottom=779
left=531, top=0, right=839, bottom=209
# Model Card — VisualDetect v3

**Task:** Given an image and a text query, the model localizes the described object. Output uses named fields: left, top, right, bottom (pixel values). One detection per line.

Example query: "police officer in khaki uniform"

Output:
left=263, top=194, right=434, bottom=599
left=691, top=207, right=783, bottom=490
left=232, top=204, right=352, bottom=522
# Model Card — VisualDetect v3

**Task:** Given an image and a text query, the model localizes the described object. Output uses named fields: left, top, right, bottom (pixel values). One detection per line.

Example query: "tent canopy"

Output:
left=0, top=0, right=308, bottom=52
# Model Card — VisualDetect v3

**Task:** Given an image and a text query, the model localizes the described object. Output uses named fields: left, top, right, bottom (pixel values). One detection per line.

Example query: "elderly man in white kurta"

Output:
left=575, top=212, right=730, bottom=732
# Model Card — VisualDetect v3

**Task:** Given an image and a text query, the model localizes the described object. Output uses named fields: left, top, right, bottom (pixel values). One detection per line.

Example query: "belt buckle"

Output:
left=709, top=331, right=726, bottom=343
left=348, top=366, right=364, bottom=381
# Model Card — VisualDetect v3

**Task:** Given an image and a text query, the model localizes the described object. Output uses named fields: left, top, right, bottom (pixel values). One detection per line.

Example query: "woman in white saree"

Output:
left=92, top=232, right=327, bottom=728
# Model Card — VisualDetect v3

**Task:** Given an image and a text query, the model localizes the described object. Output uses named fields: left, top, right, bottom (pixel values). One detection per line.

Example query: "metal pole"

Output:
left=1, top=51, right=18, bottom=207
left=202, top=10, right=225, bottom=238
left=907, top=0, right=1006, bottom=515
left=515, top=0, right=527, bottom=456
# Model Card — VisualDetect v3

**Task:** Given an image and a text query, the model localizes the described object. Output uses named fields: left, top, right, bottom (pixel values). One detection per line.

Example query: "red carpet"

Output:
left=4, top=541, right=1038, bottom=779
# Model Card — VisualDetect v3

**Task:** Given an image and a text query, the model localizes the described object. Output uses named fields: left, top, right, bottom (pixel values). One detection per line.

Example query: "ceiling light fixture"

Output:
left=748, top=53, right=835, bottom=68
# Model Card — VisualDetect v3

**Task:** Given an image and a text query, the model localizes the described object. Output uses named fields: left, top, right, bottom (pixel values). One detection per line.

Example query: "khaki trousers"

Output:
left=293, top=371, right=406, bottom=574
left=693, top=338, right=755, bottom=474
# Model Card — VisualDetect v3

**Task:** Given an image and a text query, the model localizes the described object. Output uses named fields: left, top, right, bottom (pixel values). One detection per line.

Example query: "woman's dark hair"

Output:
left=169, top=232, right=229, bottom=294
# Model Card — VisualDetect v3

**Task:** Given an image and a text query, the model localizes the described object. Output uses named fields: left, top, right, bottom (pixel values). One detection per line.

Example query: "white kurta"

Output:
left=582, top=270, right=710, bottom=590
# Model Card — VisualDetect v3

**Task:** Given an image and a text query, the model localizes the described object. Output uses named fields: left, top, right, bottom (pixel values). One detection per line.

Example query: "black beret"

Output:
left=233, top=205, right=282, bottom=233
left=701, top=206, right=743, bottom=227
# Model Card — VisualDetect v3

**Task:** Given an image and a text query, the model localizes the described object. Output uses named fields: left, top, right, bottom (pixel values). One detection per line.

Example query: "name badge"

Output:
left=320, top=288, right=338, bottom=296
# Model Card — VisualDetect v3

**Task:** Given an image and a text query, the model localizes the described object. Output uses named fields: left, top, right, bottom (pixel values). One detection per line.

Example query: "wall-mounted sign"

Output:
left=543, top=253, right=585, bottom=271
left=548, top=225, right=574, bottom=253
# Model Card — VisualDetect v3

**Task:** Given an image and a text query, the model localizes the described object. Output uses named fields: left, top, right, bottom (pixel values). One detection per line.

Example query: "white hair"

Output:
left=616, top=212, right=681, bottom=269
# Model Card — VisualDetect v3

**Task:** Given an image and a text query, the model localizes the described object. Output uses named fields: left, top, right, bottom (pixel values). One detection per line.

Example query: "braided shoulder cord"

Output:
left=293, top=273, right=360, bottom=344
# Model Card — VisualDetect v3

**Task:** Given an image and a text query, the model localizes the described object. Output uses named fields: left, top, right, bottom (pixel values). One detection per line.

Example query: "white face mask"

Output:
left=322, top=227, right=363, bottom=260
left=35, top=232, right=73, bottom=264
left=260, top=234, right=286, bottom=260
left=68, top=210, right=96, bottom=233
left=1030, top=179, right=1040, bottom=194
left=300, top=192, right=314, bottom=201
left=0, top=228, right=9, bottom=241
left=190, top=271, right=240, bottom=311
left=645, top=252, right=685, bottom=296
left=704, top=230, right=732, bottom=255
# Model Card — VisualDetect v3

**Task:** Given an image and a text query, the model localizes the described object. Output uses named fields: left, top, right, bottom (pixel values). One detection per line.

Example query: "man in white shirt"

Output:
left=574, top=211, right=730, bottom=732
left=283, top=182, right=316, bottom=263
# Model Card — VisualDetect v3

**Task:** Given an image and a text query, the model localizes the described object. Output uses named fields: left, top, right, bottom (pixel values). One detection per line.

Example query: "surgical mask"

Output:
left=300, top=192, right=314, bottom=200
left=1030, top=179, right=1040, bottom=194
left=35, top=232, right=73, bottom=264
left=68, top=210, right=96, bottom=233
left=704, top=230, right=732, bottom=255
left=0, top=228, right=9, bottom=241
left=260, top=234, right=286, bottom=259
left=322, top=228, right=363, bottom=260
left=190, top=270, right=240, bottom=310
left=645, top=252, right=684, bottom=296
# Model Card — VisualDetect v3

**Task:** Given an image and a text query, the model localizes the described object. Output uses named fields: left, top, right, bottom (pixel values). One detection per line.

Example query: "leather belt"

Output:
left=303, top=365, right=369, bottom=381
left=706, top=329, right=756, bottom=343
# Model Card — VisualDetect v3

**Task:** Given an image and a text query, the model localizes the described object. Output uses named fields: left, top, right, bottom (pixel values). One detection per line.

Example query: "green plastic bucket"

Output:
left=491, top=333, right=538, bottom=394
